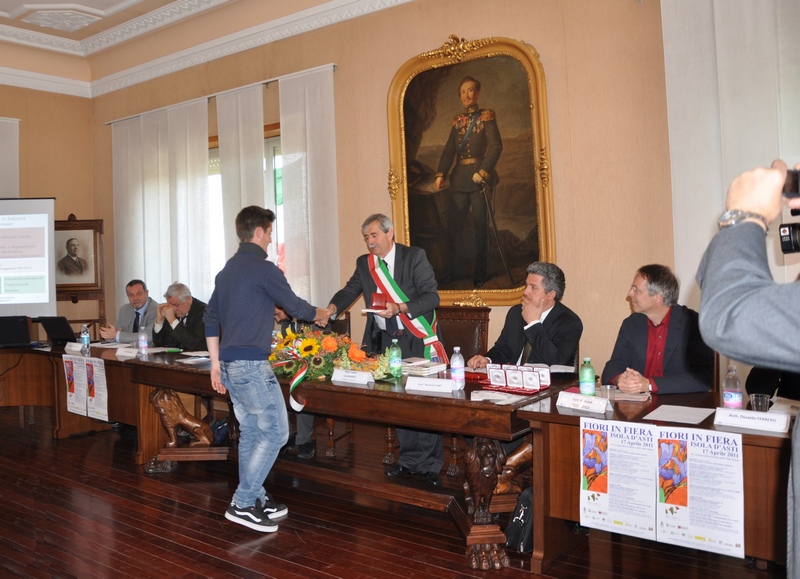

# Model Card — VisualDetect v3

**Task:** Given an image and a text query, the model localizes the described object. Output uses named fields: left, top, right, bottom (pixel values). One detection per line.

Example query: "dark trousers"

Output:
left=447, top=189, right=488, bottom=281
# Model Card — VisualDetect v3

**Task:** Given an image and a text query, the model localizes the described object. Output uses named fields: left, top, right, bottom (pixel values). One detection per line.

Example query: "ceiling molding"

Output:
left=82, top=0, right=230, bottom=55
left=0, top=0, right=412, bottom=97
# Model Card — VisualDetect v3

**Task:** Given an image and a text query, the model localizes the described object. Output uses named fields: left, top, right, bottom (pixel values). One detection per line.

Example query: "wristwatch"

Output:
left=717, top=209, right=769, bottom=232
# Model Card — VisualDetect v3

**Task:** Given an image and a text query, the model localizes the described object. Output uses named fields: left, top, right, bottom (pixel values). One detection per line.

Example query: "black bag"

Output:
left=504, top=486, right=533, bottom=553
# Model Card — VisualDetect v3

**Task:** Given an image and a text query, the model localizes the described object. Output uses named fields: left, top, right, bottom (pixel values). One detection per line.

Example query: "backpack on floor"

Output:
left=504, top=486, right=533, bottom=553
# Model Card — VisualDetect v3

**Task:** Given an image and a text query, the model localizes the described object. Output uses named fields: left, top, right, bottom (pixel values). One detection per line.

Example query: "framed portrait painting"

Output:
left=387, top=36, right=554, bottom=306
left=54, top=218, right=103, bottom=293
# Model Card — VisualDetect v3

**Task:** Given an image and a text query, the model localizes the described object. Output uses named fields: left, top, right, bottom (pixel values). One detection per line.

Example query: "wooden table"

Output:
left=517, top=392, right=791, bottom=574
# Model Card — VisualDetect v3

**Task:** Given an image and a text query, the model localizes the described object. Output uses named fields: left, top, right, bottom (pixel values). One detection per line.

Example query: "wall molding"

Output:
left=0, top=0, right=412, bottom=97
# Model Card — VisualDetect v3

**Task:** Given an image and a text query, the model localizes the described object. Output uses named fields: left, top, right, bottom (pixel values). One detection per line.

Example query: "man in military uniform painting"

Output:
left=434, top=76, right=503, bottom=288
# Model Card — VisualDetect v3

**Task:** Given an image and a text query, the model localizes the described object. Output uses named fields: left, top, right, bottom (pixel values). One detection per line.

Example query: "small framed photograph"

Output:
left=54, top=219, right=103, bottom=292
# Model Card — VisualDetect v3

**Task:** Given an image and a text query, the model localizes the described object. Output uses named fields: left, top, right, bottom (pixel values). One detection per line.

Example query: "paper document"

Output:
left=643, top=405, right=715, bottom=424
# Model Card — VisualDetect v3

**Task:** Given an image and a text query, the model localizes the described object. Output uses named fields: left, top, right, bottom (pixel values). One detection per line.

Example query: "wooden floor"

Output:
left=0, top=406, right=787, bottom=579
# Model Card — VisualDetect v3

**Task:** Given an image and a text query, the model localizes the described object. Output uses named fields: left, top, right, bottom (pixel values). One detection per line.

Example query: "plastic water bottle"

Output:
left=450, top=346, right=465, bottom=388
left=388, top=338, right=402, bottom=378
left=722, top=365, right=742, bottom=409
left=138, top=326, right=149, bottom=354
left=80, top=325, right=91, bottom=356
left=579, top=357, right=596, bottom=396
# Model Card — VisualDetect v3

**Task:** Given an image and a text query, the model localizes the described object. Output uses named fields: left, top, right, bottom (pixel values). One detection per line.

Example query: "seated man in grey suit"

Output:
left=57, top=238, right=89, bottom=276
left=100, top=278, right=159, bottom=344
left=153, top=281, right=207, bottom=351
left=602, top=264, right=714, bottom=394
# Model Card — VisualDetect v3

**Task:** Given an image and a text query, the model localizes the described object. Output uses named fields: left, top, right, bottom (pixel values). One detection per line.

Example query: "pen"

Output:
left=166, top=348, right=183, bottom=353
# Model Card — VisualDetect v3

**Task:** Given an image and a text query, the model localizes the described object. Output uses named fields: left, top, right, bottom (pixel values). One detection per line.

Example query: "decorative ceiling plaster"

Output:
left=0, top=0, right=413, bottom=97
left=22, top=10, right=101, bottom=33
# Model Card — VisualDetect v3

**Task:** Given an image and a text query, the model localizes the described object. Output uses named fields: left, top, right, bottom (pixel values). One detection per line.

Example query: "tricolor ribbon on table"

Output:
left=271, top=347, right=308, bottom=411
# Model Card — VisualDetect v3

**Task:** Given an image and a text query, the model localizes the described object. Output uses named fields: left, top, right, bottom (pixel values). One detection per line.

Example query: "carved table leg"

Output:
left=461, top=436, right=510, bottom=569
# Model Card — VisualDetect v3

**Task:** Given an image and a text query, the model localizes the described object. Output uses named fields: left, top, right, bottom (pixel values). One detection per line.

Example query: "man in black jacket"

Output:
left=467, top=262, right=583, bottom=370
left=153, top=282, right=207, bottom=351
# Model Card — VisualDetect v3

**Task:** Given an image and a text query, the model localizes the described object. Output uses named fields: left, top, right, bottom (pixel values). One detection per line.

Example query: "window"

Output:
left=207, top=135, right=283, bottom=275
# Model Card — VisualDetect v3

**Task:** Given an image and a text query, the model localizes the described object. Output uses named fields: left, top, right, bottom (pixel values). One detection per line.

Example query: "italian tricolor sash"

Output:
left=369, top=254, right=448, bottom=363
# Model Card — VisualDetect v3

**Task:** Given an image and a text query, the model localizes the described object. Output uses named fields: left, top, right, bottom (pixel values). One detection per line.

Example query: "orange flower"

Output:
left=348, top=343, right=366, bottom=362
left=321, top=335, right=339, bottom=353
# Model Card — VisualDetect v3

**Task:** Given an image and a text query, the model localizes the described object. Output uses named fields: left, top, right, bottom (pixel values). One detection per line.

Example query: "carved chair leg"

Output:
left=382, top=425, right=397, bottom=465
left=326, top=417, right=337, bottom=458
left=447, top=433, right=462, bottom=477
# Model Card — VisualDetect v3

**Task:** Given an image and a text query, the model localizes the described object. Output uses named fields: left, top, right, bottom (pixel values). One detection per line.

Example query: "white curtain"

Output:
left=0, top=118, right=19, bottom=197
left=279, top=65, right=340, bottom=305
left=112, top=99, right=211, bottom=303
left=216, top=85, right=267, bottom=259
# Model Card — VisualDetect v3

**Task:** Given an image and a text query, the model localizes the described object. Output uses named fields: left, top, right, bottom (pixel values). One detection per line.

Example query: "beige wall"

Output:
left=4, top=0, right=673, bottom=369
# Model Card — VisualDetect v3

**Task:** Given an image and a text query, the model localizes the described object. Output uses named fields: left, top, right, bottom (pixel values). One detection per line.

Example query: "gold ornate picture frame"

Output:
left=387, top=35, right=554, bottom=306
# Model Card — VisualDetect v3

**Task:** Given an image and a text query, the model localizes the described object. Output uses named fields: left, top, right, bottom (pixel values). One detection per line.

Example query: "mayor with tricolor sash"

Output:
left=326, top=213, right=447, bottom=486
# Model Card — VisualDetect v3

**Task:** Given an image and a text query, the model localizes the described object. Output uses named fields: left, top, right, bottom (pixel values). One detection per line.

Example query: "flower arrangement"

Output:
left=269, top=326, right=389, bottom=382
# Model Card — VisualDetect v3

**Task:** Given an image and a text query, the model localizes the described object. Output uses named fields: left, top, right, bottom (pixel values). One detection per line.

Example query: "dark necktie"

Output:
left=382, top=259, right=399, bottom=337
left=133, top=311, right=140, bottom=333
left=521, top=339, right=532, bottom=364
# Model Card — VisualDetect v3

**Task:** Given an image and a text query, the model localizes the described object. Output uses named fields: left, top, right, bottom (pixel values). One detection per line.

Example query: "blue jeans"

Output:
left=220, top=360, right=289, bottom=508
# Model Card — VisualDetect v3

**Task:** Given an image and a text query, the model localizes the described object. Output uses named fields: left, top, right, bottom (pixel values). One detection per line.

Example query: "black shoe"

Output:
left=385, top=464, right=413, bottom=477
left=279, top=433, right=296, bottom=456
left=424, top=471, right=442, bottom=486
left=473, top=278, right=485, bottom=289
left=297, top=442, right=315, bottom=460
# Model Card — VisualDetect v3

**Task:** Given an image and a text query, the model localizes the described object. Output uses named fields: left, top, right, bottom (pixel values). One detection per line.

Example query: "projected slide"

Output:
left=0, top=214, right=48, bottom=303
left=0, top=198, right=56, bottom=317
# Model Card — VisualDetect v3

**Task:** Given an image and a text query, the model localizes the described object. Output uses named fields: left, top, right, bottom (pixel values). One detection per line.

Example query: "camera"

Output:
left=780, top=223, right=800, bottom=253
left=778, top=170, right=800, bottom=253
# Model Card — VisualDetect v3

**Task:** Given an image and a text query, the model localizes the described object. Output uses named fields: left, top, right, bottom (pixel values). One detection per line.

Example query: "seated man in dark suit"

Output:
left=467, top=261, right=583, bottom=494
left=153, top=281, right=207, bottom=351
left=467, top=261, right=583, bottom=370
left=602, top=264, right=713, bottom=394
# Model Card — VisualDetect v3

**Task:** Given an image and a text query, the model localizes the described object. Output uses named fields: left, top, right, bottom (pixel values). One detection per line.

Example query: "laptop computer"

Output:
left=38, top=316, right=78, bottom=347
left=0, top=316, right=32, bottom=348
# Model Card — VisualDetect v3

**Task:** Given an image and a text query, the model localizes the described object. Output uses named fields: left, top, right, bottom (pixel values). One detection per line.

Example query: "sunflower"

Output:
left=299, top=337, right=320, bottom=357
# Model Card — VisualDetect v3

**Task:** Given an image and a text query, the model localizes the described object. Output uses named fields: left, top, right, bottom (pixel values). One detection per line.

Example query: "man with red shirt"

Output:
left=601, top=264, right=714, bottom=394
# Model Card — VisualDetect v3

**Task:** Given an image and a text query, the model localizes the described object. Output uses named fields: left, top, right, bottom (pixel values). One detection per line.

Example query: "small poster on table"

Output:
left=579, top=419, right=657, bottom=541
left=63, top=355, right=108, bottom=420
left=655, top=427, right=744, bottom=558
left=578, top=419, right=745, bottom=558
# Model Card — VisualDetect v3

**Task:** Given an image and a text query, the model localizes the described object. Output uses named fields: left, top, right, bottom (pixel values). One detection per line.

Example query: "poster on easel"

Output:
left=579, top=419, right=657, bottom=540
left=62, top=355, right=108, bottom=420
left=655, top=427, right=744, bottom=558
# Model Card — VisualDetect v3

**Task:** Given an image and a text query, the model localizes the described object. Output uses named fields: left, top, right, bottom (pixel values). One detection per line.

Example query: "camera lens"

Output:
left=779, top=223, right=800, bottom=254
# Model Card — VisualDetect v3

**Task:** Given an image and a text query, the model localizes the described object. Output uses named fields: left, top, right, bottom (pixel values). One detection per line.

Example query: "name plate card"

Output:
left=331, top=368, right=373, bottom=385
left=404, top=376, right=459, bottom=392
left=713, top=408, right=790, bottom=433
left=556, top=391, right=611, bottom=414
left=64, top=342, right=83, bottom=354
left=116, top=347, right=139, bottom=359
